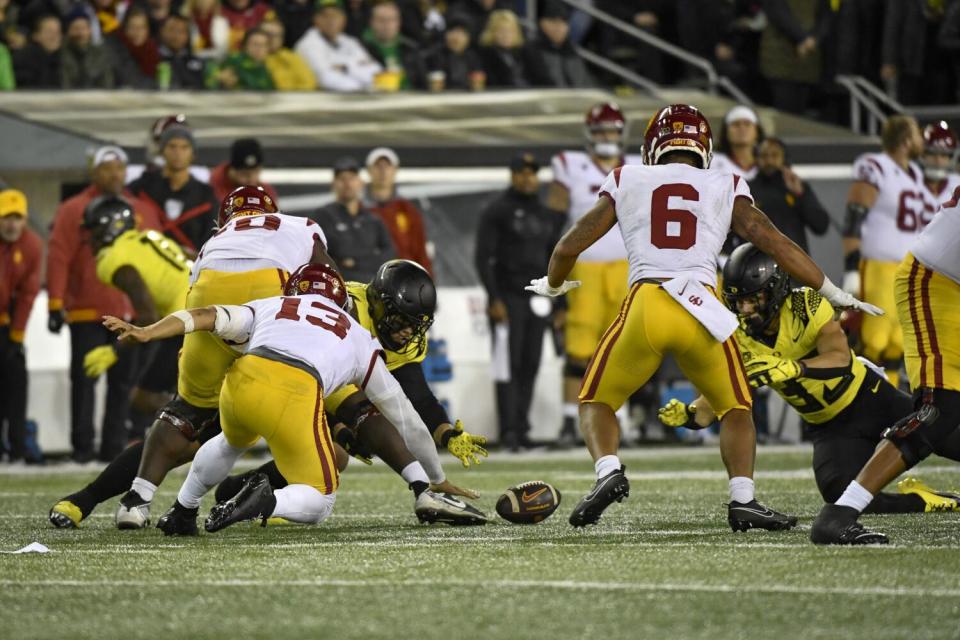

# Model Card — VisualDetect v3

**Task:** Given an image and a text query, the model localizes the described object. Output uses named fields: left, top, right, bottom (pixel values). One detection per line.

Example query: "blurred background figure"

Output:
left=214, top=26, right=274, bottom=89
left=156, top=14, right=207, bottom=89
left=295, top=0, right=382, bottom=92
left=261, top=16, right=315, bottom=90
left=712, top=105, right=764, bottom=180
left=61, top=10, right=114, bottom=88
left=181, top=0, right=230, bottom=60
left=478, top=9, right=527, bottom=88
left=920, top=121, right=960, bottom=201
left=415, top=13, right=483, bottom=91
left=106, top=6, right=160, bottom=89
left=12, top=13, right=63, bottom=88
left=210, top=137, right=278, bottom=203
left=361, top=0, right=417, bottom=90
left=523, top=0, right=593, bottom=88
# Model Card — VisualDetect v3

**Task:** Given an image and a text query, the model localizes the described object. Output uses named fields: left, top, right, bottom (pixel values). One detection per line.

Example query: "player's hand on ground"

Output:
left=745, top=355, right=804, bottom=388
left=658, top=399, right=691, bottom=428
left=102, top=315, right=153, bottom=343
left=430, top=479, right=480, bottom=500
left=82, top=344, right=118, bottom=377
left=525, top=276, right=580, bottom=297
left=447, top=420, right=488, bottom=467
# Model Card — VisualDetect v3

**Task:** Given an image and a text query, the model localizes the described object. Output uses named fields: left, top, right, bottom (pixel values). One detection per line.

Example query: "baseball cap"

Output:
left=365, top=147, right=399, bottom=167
left=0, top=189, right=28, bottom=218
left=540, top=0, right=570, bottom=20
left=230, top=138, right=264, bottom=169
left=315, top=0, right=344, bottom=12
left=724, top=105, right=758, bottom=126
left=509, top=152, right=540, bottom=173
left=159, top=124, right=196, bottom=149
left=333, top=156, right=361, bottom=176
left=92, top=145, right=129, bottom=168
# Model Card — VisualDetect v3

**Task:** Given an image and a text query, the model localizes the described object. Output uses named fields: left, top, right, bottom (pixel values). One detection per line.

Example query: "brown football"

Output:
left=495, top=481, right=561, bottom=524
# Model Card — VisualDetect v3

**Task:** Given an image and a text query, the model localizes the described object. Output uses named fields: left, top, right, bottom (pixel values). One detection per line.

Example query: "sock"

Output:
left=80, top=440, right=145, bottom=513
left=729, top=476, right=755, bottom=504
left=273, top=484, right=335, bottom=524
left=257, top=460, right=289, bottom=489
left=177, top=433, right=246, bottom=509
left=595, top=455, right=622, bottom=479
left=130, top=477, right=158, bottom=503
left=401, top=462, right=430, bottom=496
left=834, top=480, right=874, bottom=513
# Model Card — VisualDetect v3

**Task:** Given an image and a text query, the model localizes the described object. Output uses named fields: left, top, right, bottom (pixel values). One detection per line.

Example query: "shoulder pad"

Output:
left=789, top=289, right=809, bottom=325
left=804, top=288, right=822, bottom=316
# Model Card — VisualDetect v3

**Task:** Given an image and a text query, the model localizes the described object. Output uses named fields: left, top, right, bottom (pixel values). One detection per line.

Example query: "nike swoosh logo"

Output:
left=730, top=505, right=776, bottom=518
left=521, top=488, right=548, bottom=503
left=871, top=380, right=881, bottom=393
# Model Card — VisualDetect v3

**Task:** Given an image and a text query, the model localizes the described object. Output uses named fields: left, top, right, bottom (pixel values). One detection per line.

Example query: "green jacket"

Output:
left=220, top=53, right=274, bottom=91
left=0, top=43, right=14, bottom=90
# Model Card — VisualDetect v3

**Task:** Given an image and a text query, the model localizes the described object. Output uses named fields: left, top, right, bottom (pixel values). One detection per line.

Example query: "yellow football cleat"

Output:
left=897, top=477, right=960, bottom=512
left=257, top=517, right=293, bottom=527
left=49, top=501, right=84, bottom=528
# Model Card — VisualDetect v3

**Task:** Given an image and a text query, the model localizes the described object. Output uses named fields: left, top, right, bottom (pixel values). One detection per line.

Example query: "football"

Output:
left=495, top=481, right=562, bottom=524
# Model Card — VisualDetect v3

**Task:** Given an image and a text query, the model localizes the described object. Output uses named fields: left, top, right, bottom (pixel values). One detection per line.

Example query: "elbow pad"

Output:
left=843, top=203, right=868, bottom=238
left=212, top=305, right=252, bottom=343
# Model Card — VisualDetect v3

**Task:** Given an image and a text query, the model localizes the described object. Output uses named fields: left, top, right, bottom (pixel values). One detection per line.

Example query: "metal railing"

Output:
left=835, top=75, right=904, bottom=135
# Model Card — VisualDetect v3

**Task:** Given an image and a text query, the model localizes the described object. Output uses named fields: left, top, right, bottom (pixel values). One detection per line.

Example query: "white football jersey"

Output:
left=191, top=213, right=327, bottom=284
left=551, top=150, right=643, bottom=262
left=855, top=152, right=940, bottom=262
left=598, top=163, right=753, bottom=288
left=235, top=295, right=383, bottom=393
left=911, top=186, right=960, bottom=284
left=710, top=152, right=758, bottom=180
left=925, top=173, right=960, bottom=206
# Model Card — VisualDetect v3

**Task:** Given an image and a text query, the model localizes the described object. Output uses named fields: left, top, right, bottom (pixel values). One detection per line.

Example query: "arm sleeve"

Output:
left=211, top=304, right=255, bottom=342
left=473, top=205, right=501, bottom=300
left=797, top=182, right=831, bottom=236
left=45, top=202, right=78, bottom=311
left=761, top=0, right=810, bottom=44
left=732, top=173, right=754, bottom=205
left=390, top=362, right=450, bottom=433
left=550, top=153, right=570, bottom=189
left=10, top=233, right=42, bottom=340
left=597, top=167, right=622, bottom=207
left=362, top=356, right=445, bottom=483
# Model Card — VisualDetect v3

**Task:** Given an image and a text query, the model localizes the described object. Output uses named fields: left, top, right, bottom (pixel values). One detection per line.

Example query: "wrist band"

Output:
left=172, top=310, right=195, bottom=333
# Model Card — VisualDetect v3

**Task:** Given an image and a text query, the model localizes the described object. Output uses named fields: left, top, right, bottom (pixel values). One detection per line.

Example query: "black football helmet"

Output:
left=721, top=243, right=790, bottom=337
left=82, top=195, right=136, bottom=247
left=366, top=260, right=436, bottom=353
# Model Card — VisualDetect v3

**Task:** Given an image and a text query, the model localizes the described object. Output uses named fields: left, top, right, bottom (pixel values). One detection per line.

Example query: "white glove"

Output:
left=819, top=277, right=883, bottom=316
left=841, top=270, right=860, bottom=296
left=524, top=276, right=581, bottom=297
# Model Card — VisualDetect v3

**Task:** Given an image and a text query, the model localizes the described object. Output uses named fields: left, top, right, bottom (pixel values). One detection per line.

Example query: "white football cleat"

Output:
left=115, top=490, right=151, bottom=529
left=414, top=490, right=487, bottom=526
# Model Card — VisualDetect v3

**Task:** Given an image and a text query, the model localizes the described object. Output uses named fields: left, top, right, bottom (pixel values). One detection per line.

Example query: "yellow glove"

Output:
left=83, top=345, right=118, bottom=377
left=744, top=354, right=804, bottom=388
left=446, top=420, right=488, bottom=468
left=658, top=399, right=692, bottom=428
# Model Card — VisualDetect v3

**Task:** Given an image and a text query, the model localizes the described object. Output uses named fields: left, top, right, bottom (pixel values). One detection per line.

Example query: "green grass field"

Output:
left=1, top=446, right=958, bottom=640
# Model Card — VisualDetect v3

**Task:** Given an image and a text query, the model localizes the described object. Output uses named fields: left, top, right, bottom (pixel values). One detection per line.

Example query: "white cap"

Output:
left=92, top=145, right=129, bottom=167
left=724, top=105, right=758, bottom=126
left=365, top=146, right=399, bottom=167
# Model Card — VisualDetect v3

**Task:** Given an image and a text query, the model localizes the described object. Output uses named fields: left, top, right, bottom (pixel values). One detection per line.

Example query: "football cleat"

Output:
left=569, top=466, right=629, bottom=527
left=414, top=490, right=488, bottom=526
left=214, top=468, right=259, bottom=504
left=49, top=500, right=84, bottom=529
left=205, top=473, right=275, bottom=532
left=897, top=477, right=960, bottom=512
left=156, top=502, right=199, bottom=536
left=115, top=490, right=151, bottom=529
left=810, top=504, right=888, bottom=545
left=728, top=500, right=798, bottom=532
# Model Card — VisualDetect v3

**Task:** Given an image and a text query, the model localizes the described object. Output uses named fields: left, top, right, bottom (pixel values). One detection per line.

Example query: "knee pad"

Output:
left=883, top=388, right=945, bottom=468
left=564, top=361, right=588, bottom=379
left=158, top=396, right=218, bottom=441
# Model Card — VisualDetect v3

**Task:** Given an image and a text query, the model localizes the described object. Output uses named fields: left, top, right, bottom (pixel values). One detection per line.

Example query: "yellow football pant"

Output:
left=565, top=260, right=629, bottom=361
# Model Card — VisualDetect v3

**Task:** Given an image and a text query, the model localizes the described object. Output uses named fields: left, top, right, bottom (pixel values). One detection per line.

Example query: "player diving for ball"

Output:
left=527, top=104, right=881, bottom=530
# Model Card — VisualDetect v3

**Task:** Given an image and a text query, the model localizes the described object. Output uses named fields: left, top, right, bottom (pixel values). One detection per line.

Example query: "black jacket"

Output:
left=748, top=170, right=830, bottom=253
left=127, top=172, right=218, bottom=253
left=11, top=42, right=60, bottom=88
left=309, top=203, right=396, bottom=283
left=158, top=45, right=206, bottom=89
left=415, top=43, right=483, bottom=89
left=522, top=33, right=593, bottom=88
left=478, top=45, right=528, bottom=88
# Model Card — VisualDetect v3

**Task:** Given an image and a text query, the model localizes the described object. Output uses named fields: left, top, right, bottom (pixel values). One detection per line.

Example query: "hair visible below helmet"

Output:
left=921, top=121, right=959, bottom=182
left=366, top=260, right=436, bottom=353
left=584, top=102, right=627, bottom=159
left=642, top=104, right=713, bottom=169
left=284, top=263, right=348, bottom=309
left=218, top=185, right=279, bottom=227
left=82, top=195, right=136, bottom=247
left=721, top=243, right=791, bottom=337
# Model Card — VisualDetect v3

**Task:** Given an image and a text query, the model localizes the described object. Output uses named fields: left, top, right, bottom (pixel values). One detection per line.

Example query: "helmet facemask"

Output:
left=723, top=274, right=790, bottom=339
left=371, top=294, right=434, bottom=353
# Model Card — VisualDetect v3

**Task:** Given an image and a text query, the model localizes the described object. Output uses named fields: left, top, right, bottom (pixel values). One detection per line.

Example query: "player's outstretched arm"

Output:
left=547, top=196, right=616, bottom=287
left=101, top=305, right=239, bottom=343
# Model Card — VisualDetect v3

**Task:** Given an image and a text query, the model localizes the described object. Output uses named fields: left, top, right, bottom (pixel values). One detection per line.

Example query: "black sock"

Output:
left=174, top=500, right=198, bottom=515
left=76, top=441, right=145, bottom=515
left=409, top=480, right=428, bottom=498
left=257, top=460, right=288, bottom=489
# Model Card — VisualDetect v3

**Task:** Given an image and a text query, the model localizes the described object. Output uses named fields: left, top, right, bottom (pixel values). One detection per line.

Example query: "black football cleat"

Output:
left=214, top=468, right=259, bottom=504
left=728, top=500, right=798, bottom=532
left=156, top=501, right=199, bottom=536
left=205, top=473, right=275, bottom=533
left=569, top=466, right=629, bottom=527
left=810, top=504, right=889, bottom=545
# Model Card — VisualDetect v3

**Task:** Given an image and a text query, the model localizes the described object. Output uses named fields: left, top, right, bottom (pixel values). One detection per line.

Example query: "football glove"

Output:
left=658, top=399, right=708, bottom=430
left=745, top=355, right=805, bottom=388
left=819, top=278, right=883, bottom=316
left=446, top=420, right=488, bottom=468
left=83, top=345, right=118, bottom=377
left=331, top=422, right=373, bottom=465
left=525, top=276, right=581, bottom=297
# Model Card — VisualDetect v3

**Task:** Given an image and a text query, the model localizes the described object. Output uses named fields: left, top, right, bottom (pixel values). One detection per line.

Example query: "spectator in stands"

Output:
left=157, top=14, right=207, bottom=89
left=712, top=105, right=764, bottom=180
left=209, top=137, right=279, bottom=203
left=296, top=0, right=382, bottom=91
left=523, top=0, right=593, bottom=88
left=478, top=9, right=528, bottom=88
left=92, top=0, right=120, bottom=37
left=61, top=11, right=114, bottom=88
left=415, top=13, right=483, bottom=91
left=106, top=6, right=159, bottom=88
left=146, top=0, right=174, bottom=36
left=214, top=27, right=274, bottom=89
left=220, top=0, right=274, bottom=51
left=0, top=0, right=24, bottom=49
left=343, top=0, right=369, bottom=39
left=274, top=0, right=313, bottom=48
left=310, top=156, right=395, bottom=282
left=127, top=126, right=218, bottom=254
left=474, top=153, right=564, bottom=451
left=397, top=0, right=445, bottom=46
left=361, top=0, right=417, bottom=90
left=0, top=41, right=12, bottom=88
left=47, top=146, right=162, bottom=463
left=181, top=0, right=229, bottom=59
left=942, top=0, right=960, bottom=102
left=595, top=0, right=668, bottom=84
left=12, top=14, right=62, bottom=88
left=262, top=17, right=315, bottom=89
left=364, top=147, right=432, bottom=274
left=0, top=189, right=42, bottom=464
left=448, top=0, right=511, bottom=42
left=882, top=0, right=951, bottom=105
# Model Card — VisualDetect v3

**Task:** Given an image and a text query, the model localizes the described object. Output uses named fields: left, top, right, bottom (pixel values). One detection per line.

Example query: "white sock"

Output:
left=595, top=455, right=622, bottom=479
left=400, top=461, right=429, bottom=485
left=834, top=480, right=873, bottom=513
left=615, top=405, right=630, bottom=426
left=729, top=476, right=755, bottom=504
left=177, top=433, right=247, bottom=509
left=563, top=403, right=578, bottom=419
left=273, top=484, right=337, bottom=524
left=130, top=477, right=157, bottom=503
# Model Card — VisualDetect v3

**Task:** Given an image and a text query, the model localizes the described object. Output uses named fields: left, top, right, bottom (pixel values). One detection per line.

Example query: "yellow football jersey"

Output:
left=96, top=230, right=192, bottom=317
left=346, top=281, right=427, bottom=371
left=735, top=288, right=866, bottom=424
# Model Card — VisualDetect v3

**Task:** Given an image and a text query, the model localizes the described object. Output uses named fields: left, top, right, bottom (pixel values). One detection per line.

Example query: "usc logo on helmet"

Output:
left=298, top=280, right=311, bottom=293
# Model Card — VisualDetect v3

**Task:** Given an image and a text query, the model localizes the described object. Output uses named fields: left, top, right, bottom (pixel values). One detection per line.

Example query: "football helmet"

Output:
left=367, top=260, right=436, bottom=353
left=218, top=185, right=279, bottom=227
left=721, top=243, right=790, bottom=337
left=146, top=114, right=189, bottom=165
left=920, top=121, right=958, bottom=182
left=585, top=102, right=627, bottom=159
left=82, top=195, right=135, bottom=247
left=284, top=263, right=348, bottom=309
left=642, top=104, right=713, bottom=169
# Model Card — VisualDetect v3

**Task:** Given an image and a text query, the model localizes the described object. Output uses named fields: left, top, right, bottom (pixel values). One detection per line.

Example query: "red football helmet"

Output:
left=284, top=263, right=348, bottom=309
left=642, top=104, right=713, bottom=169
left=584, top=102, right=627, bottom=158
left=218, top=185, right=279, bottom=227
left=921, top=121, right=959, bottom=182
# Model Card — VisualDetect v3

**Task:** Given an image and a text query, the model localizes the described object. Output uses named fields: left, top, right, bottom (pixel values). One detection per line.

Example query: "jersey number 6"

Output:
left=651, top=183, right=698, bottom=250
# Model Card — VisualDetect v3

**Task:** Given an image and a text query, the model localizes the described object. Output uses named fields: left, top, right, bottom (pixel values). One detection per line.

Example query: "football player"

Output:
left=528, top=104, right=880, bottom=529
left=920, top=121, right=960, bottom=203
left=547, top=102, right=643, bottom=444
left=660, top=243, right=960, bottom=513
left=842, top=115, right=939, bottom=386
left=812, top=186, right=960, bottom=544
